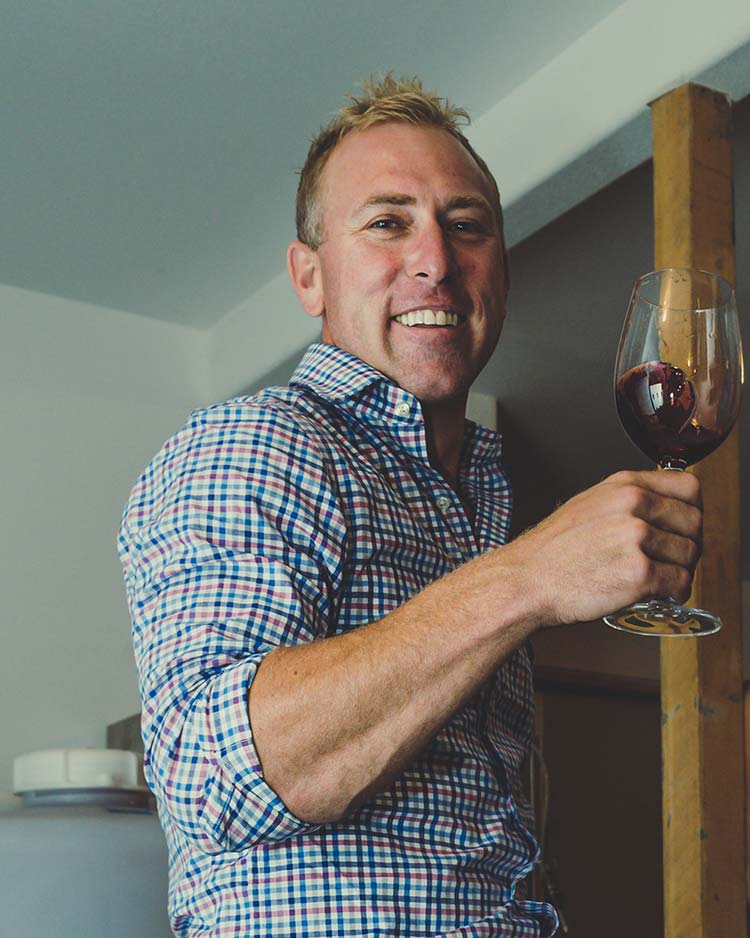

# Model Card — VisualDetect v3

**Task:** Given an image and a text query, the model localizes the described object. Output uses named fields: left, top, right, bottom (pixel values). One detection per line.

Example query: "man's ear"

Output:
left=287, top=241, right=325, bottom=318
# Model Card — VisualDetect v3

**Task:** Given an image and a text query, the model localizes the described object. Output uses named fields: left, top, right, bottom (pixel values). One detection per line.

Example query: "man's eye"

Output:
left=450, top=219, right=483, bottom=233
left=368, top=217, right=404, bottom=231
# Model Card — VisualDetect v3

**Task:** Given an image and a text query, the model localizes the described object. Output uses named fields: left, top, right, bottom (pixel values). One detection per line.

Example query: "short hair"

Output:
left=295, top=73, right=504, bottom=250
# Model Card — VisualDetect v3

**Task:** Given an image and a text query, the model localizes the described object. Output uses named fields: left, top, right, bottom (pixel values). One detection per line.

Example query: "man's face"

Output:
left=290, top=122, right=508, bottom=406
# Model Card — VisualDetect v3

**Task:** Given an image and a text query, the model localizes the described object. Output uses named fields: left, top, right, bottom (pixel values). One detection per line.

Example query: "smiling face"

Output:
left=287, top=122, right=508, bottom=407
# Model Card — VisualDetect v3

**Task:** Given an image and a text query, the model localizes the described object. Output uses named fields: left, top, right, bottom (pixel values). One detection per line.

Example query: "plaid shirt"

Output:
left=119, top=342, right=558, bottom=937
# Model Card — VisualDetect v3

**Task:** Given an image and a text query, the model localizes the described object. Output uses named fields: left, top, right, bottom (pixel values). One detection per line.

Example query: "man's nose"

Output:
left=405, top=223, right=456, bottom=283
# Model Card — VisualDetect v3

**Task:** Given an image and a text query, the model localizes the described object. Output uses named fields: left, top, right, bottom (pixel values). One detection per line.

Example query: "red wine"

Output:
left=616, top=361, right=725, bottom=468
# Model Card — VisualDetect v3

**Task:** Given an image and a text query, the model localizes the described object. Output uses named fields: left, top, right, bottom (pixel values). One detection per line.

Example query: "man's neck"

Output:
left=421, top=396, right=468, bottom=487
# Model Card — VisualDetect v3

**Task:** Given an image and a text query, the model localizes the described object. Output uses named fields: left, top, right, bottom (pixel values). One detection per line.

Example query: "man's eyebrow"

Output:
left=353, top=193, right=417, bottom=216
left=352, top=192, right=494, bottom=218
left=444, top=195, right=493, bottom=213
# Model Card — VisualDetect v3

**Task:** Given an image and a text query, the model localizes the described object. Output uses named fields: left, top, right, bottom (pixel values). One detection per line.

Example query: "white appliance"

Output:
left=3, top=748, right=173, bottom=937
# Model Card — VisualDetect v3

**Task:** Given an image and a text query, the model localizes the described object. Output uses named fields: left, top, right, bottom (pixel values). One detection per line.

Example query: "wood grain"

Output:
left=652, top=83, right=746, bottom=938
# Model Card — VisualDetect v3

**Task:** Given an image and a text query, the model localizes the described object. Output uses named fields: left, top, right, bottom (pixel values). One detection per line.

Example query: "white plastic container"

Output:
left=3, top=749, right=172, bottom=937
left=13, top=747, right=150, bottom=808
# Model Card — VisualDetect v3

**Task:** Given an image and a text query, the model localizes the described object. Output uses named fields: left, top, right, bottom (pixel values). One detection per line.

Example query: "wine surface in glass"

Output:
left=615, top=360, right=725, bottom=469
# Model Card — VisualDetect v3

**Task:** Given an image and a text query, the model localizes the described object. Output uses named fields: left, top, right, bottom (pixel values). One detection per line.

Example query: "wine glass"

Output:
left=603, top=268, right=743, bottom=637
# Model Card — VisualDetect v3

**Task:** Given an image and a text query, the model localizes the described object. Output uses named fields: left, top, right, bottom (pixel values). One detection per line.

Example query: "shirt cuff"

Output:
left=198, top=655, right=320, bottom=850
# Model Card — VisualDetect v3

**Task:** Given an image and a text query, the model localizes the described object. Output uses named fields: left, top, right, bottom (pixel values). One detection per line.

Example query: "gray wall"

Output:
left=538, top=684, right=662, bottom=937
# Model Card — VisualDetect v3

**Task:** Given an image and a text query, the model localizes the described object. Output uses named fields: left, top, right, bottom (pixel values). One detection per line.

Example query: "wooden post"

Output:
left=652, top=83, right=746, bottom=938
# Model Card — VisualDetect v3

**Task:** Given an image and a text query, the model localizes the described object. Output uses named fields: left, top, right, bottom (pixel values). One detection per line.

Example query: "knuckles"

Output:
left=605, top=468, right=702, bottom=506
left=680, top=471, right=702, bottom=505
left=623, top=515, right=652, bottom=550
left=686, top=538, right=701, bottom=569
left=687, top=504, right=704, bottom=537
left=629, top=550, right=656, bottom=588
left=672, top=568, right=694, bottom=604
left=606, top=469, right=639, bottom=486
left=618, top=485, right=652, bottom=518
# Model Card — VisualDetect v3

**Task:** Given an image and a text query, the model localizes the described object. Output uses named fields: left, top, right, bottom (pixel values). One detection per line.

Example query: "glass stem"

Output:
left=658, top=458, right=686, bottom=471
left=655, top=461, right=690, bottom=612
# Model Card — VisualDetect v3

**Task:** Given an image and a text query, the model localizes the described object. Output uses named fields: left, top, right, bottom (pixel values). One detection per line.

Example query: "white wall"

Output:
left=0, top=249, right=317, bottom=800
left=207, top=269, right=319, bottom=402
left=0, top=285, right=208, bottom=795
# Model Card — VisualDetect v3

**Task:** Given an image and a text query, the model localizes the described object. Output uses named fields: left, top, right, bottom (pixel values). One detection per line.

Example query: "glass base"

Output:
left=603, top=599, right=722, bottom=637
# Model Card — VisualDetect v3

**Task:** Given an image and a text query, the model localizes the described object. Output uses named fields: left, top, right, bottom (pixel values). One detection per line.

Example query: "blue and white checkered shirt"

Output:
left=119, top=342, right=558, bottom=937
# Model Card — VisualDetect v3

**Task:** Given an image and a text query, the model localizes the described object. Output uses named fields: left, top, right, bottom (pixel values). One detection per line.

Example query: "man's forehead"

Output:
left=321, top=124, right=494, bottom=207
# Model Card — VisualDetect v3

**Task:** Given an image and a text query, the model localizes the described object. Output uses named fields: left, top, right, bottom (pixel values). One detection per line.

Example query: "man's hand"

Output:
left=502, top=469, right=703, bottom=628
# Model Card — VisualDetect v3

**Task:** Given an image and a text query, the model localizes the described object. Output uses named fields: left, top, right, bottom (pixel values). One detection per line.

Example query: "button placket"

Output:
left=434, top=493, right=464, bottom=564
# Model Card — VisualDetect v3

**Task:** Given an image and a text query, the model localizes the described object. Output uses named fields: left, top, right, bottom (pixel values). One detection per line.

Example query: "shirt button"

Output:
left=394, top=401, right=411, bottom=418
left=436, top=496, right=452, bottom=512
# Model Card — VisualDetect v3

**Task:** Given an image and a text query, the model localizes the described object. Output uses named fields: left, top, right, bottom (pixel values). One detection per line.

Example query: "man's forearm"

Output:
left=248, top=546, right=538, bottom=824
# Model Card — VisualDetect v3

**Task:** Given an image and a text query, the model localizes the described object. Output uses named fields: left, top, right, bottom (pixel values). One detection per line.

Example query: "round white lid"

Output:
left=13, top=748, right=147, bottom=794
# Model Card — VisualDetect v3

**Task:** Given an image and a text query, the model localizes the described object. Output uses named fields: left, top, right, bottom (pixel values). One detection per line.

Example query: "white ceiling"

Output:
left=3, top=0, right=750, bottom=329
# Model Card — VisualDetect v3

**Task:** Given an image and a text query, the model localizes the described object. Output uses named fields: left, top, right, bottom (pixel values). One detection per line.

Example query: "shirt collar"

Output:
left=461, top=420, right=503, bottom=467
left=290, top=342, right=389, bottom=402
left=290, top=342, right=503, bottom=463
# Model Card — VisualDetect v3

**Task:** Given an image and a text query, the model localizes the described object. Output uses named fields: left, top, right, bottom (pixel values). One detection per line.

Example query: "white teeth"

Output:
left=393, top=309, right=459, bottom=327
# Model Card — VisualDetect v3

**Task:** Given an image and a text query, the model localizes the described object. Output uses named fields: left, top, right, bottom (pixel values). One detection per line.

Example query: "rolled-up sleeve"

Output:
left=118, top=402, right=347, bottom=853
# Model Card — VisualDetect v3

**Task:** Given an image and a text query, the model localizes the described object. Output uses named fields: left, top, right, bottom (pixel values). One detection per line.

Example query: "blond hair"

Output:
left=295, top=74, right=503, bottom=250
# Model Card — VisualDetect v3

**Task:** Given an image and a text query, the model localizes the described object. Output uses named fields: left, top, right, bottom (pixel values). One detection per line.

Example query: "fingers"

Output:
left=626, top=485, right=702, bottom=543
left=519, top=469, right=704, bottom=627
left=625, top=516, right=700, bottom=570
left=600, top=469, right=702, bottom=543
left=636, top=562, right=693, bottom=611
left=645, top=496, right=702, bottom=542
left=663, top=564, right=694, bottom=604
left=631, top=560, right=693, bottom=602
left=609, top=473, right=703, bottom=592
left=603, top=468, right=702, bottom=508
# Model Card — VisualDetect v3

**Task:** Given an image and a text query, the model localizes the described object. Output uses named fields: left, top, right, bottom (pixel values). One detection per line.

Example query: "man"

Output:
left=119, top=75, right=701, bottom=937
